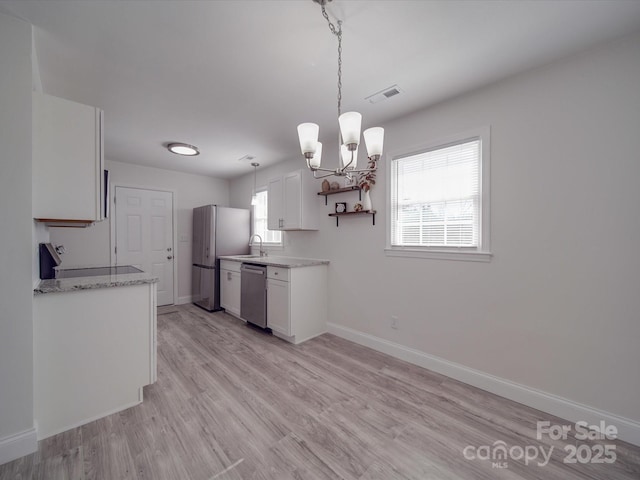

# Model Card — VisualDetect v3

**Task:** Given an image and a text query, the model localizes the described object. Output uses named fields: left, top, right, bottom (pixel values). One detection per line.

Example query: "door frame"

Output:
left=110, top=183, right=178, bottom=306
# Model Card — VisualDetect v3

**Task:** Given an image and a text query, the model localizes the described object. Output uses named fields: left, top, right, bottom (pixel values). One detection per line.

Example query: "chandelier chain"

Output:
left=321, top=5, right=342, bottom=118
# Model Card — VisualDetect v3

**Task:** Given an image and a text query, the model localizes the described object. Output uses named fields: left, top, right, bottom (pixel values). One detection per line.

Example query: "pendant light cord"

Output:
left=321, top=5, right=342, bottom=118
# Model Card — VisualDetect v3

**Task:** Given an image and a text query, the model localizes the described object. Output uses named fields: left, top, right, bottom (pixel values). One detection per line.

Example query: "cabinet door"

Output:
left=283, top=171, right=302, bottom=229
left=228, top=271, right=241, bottom=317
left=267, top=278, right=290, bottom=336
left=220, top=269, right=231, bottom=310
left=220, top=270, right=241, bottom=317
left=267, top=176, right=283, bottom=230
left=33, top=93, right=104, bottom=221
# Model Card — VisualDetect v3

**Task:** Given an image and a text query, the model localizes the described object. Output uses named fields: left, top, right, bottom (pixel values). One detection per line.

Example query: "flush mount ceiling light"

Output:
left=297, top=0, right=384, bottom=179
left=167, top=143, right=199, bottom=156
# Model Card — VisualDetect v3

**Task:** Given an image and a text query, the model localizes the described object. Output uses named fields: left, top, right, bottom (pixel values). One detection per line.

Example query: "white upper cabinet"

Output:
left=33, top=92, right=104, bottom=222
left=267, top=169, right=318, bottom=231
left=267, top=176, right=284, bottom=231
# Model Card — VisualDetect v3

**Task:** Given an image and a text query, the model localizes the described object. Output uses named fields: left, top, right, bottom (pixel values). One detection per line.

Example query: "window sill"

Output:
left=384, top=247, right=492, bottom=262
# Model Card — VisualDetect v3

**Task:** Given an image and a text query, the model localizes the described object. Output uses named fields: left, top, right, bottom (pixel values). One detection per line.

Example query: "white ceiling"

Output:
left=2, top=0, right=640, bottom=179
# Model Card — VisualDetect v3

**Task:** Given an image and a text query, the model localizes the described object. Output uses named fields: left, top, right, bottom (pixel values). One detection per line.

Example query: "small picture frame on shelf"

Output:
left=335, top=202, right=347, bottom=214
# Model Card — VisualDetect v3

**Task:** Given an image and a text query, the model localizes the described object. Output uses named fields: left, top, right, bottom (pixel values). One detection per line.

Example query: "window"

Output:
left=387, top=127, right=491, bottom=261
left=253, top=189, right=282, bottom=245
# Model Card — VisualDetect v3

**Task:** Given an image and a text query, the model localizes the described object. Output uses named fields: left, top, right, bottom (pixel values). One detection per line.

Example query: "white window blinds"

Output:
left=391, top=138, right=481, bottom=248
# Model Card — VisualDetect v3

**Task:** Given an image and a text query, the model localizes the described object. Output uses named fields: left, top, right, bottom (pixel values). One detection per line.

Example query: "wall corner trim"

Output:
left=326, top=322, right=640, bottom=447
left=0, top=427, right=37, bottom=466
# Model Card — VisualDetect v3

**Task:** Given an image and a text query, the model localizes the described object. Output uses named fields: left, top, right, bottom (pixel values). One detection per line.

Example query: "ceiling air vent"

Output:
left=366, top=84, right=402, bottom=104
left=237, top=154, right=256, bottom=162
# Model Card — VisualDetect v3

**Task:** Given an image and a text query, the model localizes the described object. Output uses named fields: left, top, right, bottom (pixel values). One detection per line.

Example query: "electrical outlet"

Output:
left=390, top=315, right=399, bottom=330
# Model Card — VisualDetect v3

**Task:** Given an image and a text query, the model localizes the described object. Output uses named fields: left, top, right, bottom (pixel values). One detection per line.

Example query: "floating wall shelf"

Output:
left=317, top=186, right=361, bottom=205
left=328, top=210, right=376, bottom=227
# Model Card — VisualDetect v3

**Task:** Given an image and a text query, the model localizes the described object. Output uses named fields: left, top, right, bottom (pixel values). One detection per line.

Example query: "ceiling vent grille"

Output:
left=366, top=85, right=402, bottom=104
left=237, top=154, right=256, bottom=162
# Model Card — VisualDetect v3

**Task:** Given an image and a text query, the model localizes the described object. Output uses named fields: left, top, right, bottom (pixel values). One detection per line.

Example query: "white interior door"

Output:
left=115, top=187, right=174, bottom=306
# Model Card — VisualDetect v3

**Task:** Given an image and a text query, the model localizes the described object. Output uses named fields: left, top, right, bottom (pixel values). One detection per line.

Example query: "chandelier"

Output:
left=297, top=0, right=384, bottom=179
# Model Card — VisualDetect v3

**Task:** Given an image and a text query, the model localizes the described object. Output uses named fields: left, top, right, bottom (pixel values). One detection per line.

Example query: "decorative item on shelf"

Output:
left=362, top=191, right=372, bottom=212
left=335, top=202, right=347, bottom=214
left=321, top=179, right=331, bottom=192
left=358, top=156, right=376, bottom=211
left=330, top=181, right=340, bottom=190
left=354, top=202, right=363, bottom=212
left=296, top=0, right=384, bottom=180
left=344, top=175, right=356, bottom=187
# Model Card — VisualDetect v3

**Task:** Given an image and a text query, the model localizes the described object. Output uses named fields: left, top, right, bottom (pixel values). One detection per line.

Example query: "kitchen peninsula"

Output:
left=33, top=266, right=158, bottom=439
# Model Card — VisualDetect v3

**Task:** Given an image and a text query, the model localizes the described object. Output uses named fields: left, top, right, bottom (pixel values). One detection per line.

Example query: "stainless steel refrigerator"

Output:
left=192, top=205, right=250, bottom=311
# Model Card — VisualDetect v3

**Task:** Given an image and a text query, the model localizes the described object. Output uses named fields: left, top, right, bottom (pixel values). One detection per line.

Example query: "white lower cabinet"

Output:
left=267, top=277, right=290, bottom=336
left=220, top=260, right=241, bottom=318
left=266, top=264, right=327, bottom=344
left=33, top=283, right=157, bottom=439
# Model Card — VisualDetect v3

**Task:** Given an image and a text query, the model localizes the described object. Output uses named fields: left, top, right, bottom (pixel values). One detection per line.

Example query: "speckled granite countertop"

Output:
left=34, top=268, right=158, bottom=295
left=219, top=255, right=329, bottom=268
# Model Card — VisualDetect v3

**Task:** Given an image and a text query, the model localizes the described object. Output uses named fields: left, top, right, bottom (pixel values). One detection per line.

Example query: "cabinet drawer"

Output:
left=220, top=260, right=241, bottom=273
left=267, top=266, right=289, bottom=281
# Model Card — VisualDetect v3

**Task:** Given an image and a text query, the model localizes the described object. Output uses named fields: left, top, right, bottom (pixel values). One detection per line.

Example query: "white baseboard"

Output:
left=0, top=428, right=37, bottom=466
left=175, top=295, right=192, bottom=305
left=37, top=398, right=142, bottom=441
left=327, top=322, right=640, bottom=447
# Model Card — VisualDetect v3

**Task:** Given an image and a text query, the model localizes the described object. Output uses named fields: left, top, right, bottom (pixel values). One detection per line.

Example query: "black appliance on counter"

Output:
left=39, top=243, right=62, bottom=280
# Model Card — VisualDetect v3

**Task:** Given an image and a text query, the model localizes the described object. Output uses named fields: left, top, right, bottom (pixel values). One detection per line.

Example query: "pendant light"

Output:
left=250, top=162, right=259, bottom=206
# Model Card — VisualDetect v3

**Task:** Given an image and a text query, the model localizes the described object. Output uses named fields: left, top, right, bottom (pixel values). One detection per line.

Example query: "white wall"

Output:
left=50, top=160, right=229, bottom=303
left=0, top=11, right=37, bottom=463
left=230, top=31, right=640, bottom=430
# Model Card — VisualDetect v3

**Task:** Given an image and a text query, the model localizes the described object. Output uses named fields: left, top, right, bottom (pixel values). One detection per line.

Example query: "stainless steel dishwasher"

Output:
left=240, top=263, right=267, bottom=328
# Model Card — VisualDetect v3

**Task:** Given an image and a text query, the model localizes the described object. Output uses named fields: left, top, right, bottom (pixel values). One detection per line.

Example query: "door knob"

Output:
left=167, top=255, right=173, bottom=260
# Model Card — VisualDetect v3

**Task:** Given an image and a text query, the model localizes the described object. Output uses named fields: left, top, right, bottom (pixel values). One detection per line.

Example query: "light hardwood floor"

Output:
left=2, top=304, right=639, bottom=479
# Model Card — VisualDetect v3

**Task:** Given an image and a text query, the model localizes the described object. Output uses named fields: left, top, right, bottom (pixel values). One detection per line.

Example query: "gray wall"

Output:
left=0, top=10, right=35, bottom=456
left=230, top=31, right=640, bottom=423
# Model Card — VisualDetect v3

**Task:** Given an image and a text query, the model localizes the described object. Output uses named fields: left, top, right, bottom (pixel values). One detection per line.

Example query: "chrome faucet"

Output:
left=249, top=234, right=266, bottom=257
